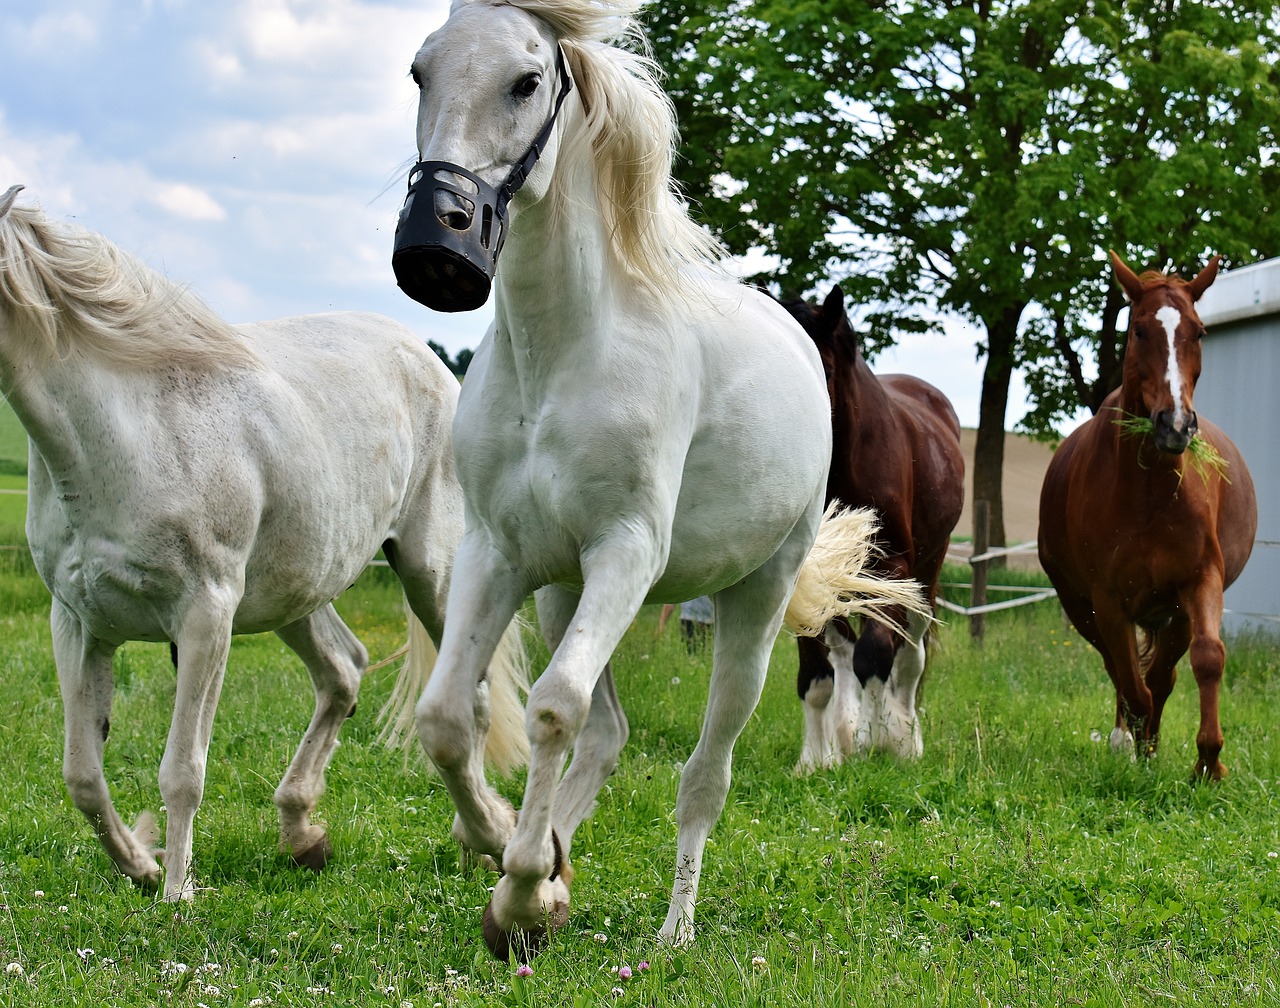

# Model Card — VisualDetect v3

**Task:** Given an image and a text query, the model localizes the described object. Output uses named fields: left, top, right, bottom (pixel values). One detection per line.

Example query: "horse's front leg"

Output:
left=51, top=600, right=163, bottom=889
left=417, top=534, right=531, bottom=861
left=272, top=605, right=367, bottom=870
left=484, top=543, right=658, bottom=960
left=161, top=588, right=240, bottom=901
left=1184, top=577, right=1229, bottom=781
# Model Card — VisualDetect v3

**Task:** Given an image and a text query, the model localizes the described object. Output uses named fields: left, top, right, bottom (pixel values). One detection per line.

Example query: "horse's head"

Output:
left=1112, top=250, right=1220, bottom=454
left=783, top=285, right=860, bottom=386
left=392, top=2, right=573, bottom=312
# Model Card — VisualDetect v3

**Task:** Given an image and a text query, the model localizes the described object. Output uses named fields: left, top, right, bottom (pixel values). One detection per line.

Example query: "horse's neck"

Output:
left=1107, top=391, right=1188, bottom=491
left=492, top=175, right=616, bottom=395
left=4, top=353, right=136, bottom=481
left=830, top=353, right=893, bottom=456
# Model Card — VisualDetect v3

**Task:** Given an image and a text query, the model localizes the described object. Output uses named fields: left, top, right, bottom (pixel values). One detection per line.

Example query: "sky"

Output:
left=0, top=0, right=1058, bottom=431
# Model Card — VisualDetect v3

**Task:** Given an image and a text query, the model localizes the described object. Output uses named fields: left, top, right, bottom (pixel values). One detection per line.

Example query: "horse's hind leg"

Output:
left=537, top=585, right=629, bottom=849
left=660, top=531, right=810, bottom=947
left=51, top=600, right=162, bottom=889
left=272, top=604, right=366, bottom=870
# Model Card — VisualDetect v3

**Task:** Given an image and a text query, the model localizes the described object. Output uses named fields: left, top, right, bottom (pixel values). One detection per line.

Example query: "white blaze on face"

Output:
left=1155, top=304, right=1186, bottom=425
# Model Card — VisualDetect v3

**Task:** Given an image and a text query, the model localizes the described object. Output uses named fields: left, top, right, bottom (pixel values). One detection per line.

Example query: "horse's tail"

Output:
left=375, top=604, right=531, bottom=776
left=784, top=503, right=932, bottom=637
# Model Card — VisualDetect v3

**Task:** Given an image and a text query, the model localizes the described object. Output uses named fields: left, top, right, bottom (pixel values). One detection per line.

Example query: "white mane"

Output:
left=0, top=198, right=260, bottom=372
left=488, top=0, right=727, bottom=300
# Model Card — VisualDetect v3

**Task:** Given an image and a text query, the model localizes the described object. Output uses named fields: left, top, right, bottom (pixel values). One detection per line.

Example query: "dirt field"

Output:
left=956, top=428, right=1057, bottom=546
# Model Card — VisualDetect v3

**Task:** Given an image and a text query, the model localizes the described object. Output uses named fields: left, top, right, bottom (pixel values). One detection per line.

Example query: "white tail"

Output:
left=784, top=504, right=932, bottom=637
left=376, top=605, right=531, bottom=776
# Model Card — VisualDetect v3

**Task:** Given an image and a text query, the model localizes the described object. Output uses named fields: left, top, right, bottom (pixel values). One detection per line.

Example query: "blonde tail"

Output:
left=784, top=504, right=932, bottom=637
left=375, top=602, right=531, bottom=776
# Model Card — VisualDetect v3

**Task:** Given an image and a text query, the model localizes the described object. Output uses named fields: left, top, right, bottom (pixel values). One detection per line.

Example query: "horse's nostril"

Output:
left=440, top=209, right=472, bottom=231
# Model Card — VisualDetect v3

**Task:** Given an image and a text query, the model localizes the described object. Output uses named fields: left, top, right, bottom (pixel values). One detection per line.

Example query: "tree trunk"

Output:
left=971, top=305, right=1024, bottom=558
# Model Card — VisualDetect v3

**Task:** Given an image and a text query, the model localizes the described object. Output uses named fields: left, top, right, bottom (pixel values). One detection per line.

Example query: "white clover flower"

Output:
left=76, top=948, right=95, bottom=960
left=5, top=962, right=24, bottom=977
left=751, top=955, right=767, bottom=969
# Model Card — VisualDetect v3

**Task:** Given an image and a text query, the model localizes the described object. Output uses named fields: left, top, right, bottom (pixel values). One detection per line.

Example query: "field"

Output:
left=2, top=408, right=1280, bottom=1006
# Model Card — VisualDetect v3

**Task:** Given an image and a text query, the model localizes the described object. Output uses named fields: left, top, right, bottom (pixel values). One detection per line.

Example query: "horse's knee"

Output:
left=1189, top=636, right=1226, bottom=684
left=415, top=693, right=473, bottom=770
left=157, top=754, right=205, bottom=814
left=526, top=679, right=591, bottom=749
left=62, top=765, right=109, bottom=817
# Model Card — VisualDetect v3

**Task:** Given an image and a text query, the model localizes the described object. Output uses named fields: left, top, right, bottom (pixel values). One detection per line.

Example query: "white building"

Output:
left=1195, top=258, right=1280, bottom=636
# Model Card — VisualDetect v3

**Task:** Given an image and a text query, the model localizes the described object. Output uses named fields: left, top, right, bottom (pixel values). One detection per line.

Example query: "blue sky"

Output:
left=0, top=0, right=1040, bottom=430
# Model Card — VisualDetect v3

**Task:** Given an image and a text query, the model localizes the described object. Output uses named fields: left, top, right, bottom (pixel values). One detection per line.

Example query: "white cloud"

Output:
left=154, top=183, right=227, bottom=221
left=5, top=10, right=101, bottom=56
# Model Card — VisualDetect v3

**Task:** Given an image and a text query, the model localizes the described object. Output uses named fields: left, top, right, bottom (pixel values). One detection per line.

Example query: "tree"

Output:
left=648, top=0, right=1280, bottom=549
left=426, top=339, right=472, bottom=377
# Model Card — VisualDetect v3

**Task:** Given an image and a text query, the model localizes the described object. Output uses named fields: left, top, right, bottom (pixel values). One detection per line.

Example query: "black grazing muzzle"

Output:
left=392, top=46, right=574, bottom=312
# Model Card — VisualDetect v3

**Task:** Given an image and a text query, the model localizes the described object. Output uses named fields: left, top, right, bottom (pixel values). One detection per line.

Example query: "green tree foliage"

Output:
left=648, top=0, right=1280, bottom=547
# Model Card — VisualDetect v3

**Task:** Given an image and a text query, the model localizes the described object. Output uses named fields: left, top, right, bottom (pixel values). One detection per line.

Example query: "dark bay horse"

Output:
left=784, top=286, right=965, bottom=768
left=1038, top=252, right=1257, bottom=780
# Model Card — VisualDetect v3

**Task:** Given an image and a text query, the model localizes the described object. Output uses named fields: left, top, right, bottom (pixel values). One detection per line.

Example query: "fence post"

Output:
left=970, top=499, right=989, bottom=643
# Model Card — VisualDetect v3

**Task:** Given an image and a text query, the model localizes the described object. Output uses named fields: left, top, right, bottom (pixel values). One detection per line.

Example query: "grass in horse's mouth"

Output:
left=1109, top=409, right=1230, bottom=483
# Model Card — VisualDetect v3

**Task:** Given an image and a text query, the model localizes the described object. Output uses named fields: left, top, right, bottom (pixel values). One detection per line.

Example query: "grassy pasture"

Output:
left=0, top=400, right=1279, bottom=1006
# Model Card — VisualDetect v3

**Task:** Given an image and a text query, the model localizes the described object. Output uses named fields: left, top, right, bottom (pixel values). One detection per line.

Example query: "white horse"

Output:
left=395, top=0, right=927, bottom=955
left=0, top=185, right=528, bottom=903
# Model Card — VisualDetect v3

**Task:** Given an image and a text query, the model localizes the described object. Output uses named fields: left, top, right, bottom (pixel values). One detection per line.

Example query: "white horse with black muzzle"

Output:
left=392, top=0, right=928, bottom=956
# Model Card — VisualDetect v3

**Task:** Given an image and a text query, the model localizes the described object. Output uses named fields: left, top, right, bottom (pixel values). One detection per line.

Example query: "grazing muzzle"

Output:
left=392, top=47, right=573, bottom=312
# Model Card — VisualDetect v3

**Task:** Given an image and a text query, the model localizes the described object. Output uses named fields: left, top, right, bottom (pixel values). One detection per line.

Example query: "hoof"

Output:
left=1193, top=760, right=1228, bottom=783
left=482, top=901, right=547, bottom=961
left=292, top=833, right=334, bottom=872
left=481, top=896, right=568, bottom=961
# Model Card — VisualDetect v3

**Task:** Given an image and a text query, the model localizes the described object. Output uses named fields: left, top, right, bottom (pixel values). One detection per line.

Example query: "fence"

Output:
left=939, top=499, right=1058, bottom=642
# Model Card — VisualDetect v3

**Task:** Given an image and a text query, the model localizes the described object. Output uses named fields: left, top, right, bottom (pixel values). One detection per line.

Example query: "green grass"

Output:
left=1, top=536, right=1280, bottom=1005
left=0, top=400, right=26, bottom=477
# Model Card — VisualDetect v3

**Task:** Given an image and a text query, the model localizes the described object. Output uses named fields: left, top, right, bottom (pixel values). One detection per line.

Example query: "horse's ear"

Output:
left=561, top=41, right=591, bottom=117
left=1109, top=250, right=1145, bottom=303
left=1185, top=255, right=1221, bottom=301
left=0, top=185, right=24, bottom=219
left=820, top=285, right=845, bottom=328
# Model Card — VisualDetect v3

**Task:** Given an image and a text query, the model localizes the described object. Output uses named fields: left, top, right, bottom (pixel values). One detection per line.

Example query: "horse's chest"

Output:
left=455, top=404, right=656, bottom=566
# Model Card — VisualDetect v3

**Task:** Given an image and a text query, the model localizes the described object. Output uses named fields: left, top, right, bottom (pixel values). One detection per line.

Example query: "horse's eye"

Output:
left=410, top=66, right=422, bottom=88
left=513, top=73, right=541, bottom=99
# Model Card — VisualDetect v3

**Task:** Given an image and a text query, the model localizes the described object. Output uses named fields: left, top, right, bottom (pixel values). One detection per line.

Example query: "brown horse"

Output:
left=784, top=287, right=965, bottom=768
left=1038, top=252, right=1257, bottom=780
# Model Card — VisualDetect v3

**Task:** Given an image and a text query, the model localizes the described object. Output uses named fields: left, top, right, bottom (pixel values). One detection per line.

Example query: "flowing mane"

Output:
left=0, top=195, right=260, bottom=372
left=496, top=0, right=726, bottom=299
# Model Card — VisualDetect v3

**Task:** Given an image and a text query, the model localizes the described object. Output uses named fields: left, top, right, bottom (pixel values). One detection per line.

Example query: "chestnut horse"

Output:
left=784, top=286, right=965, bottom=768
left=1038, top=252, right=1257, bottom=780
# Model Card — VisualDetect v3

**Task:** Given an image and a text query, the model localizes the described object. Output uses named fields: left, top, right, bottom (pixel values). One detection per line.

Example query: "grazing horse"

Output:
left=784, top=287, right=964, bottom=767
left=1038, top=252, right=1256, bottom=780
left=392, top=0, right=926, bottom=955
left=0, top=186, right=528, bottom=902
